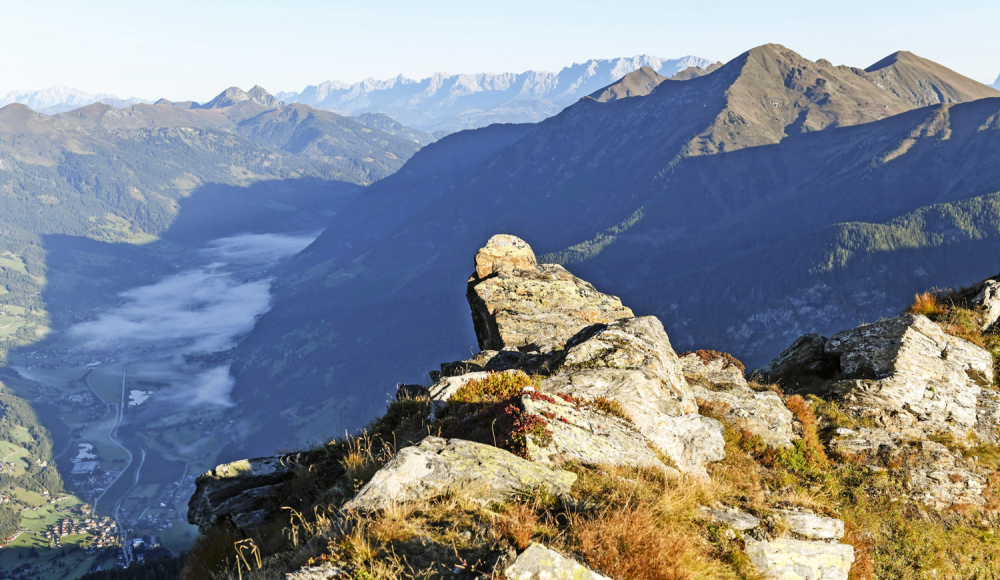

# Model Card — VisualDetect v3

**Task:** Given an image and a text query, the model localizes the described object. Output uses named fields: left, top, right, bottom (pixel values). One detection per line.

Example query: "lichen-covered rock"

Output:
left=976, top=388, right=1000, bottom=444
left=775, top=509, right=845, bottom=540
left=764, top=315, right=993, bottom=441
left=692, top=384, right=796, bottom=448
left=188, top=456, right=295, bottom=533
left=746, top=538, right=855, bottom=580
left=540, top=369, right=724, bottom=478
left=823, top=314, right=992, bottom=440
left=286, top=562, right=345, bottom=580
left=972, top=279, right=1000, bottom=331
left=901, top=441, right=988, bottom=510
left=832, top=432, right=988, bottom=509
left=345, top=437, right=576, bottom=511
left=505, top=543, right=610, bottom=580
left=680, top=353, right=747, bottom=389
left=467, top=236, right=633, bottom=353
left=698, top=507, right=761, bottom=531
left=519, top=391, right=671, bottom=472
left=559, top=317, right=691, bottom=403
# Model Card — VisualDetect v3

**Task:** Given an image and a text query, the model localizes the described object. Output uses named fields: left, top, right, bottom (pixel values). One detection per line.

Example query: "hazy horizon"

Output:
left=2, top=0, right=997, bottom=103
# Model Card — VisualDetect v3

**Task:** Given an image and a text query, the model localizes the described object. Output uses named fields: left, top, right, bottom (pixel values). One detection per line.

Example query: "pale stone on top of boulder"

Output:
left=467, top=234, right=634, bottom=353
left=682, top=352, right=797, bottom=449
left=345, top=437, right=576, bottom=511
left=505, top=543, right=610, bottom=580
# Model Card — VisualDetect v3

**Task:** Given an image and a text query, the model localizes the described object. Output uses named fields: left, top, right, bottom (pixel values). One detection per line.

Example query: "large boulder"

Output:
left=762, top=314, right=993, bottom=441
left=683, top=353, right=797, bottom=449
left=505, top=544, right=610, bottom=580
left=467, top=235, right=634, bottom=353
left=188, top=456, right=295, bottom=533
left=541, top=317, right=724, bottom=478
left=345, top=437, right=577, bottom=511
left=519, top=390, right=672, bottom=473
left=746, top=538, right=855, bottom=580
left=755, top=333, right=835, bottom=384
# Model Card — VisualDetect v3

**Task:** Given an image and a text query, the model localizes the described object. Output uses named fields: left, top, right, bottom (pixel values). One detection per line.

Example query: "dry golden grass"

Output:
left=907, top=292, right=948, bottom=318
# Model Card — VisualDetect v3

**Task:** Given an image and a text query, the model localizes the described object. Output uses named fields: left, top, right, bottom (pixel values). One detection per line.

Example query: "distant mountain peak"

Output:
left=992, top=74, right=1000, bottom=90
left=199, top=86, right=285, bottom=110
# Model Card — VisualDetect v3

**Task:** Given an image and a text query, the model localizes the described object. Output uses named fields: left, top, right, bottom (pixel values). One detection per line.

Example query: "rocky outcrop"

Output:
left=746, top=538, right=855, bottom=580
left=505, top=544, right=610, bottom=580
left=683, top=353, right=797, bottom=448
left=188, top=456, right=295, bottom=533
left=762, top=314, right=993, bottom=441
left=755, top=333, right=835, bottom=384
left=467, top=235, right=634, bottom=353
left=699, top=505, right=855, bottom=579
left=345, top=437, right=577, bottom=511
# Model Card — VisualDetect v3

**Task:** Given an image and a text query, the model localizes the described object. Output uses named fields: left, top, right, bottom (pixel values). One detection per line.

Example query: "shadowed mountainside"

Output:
left=222, top=45, right=1000, bottom=458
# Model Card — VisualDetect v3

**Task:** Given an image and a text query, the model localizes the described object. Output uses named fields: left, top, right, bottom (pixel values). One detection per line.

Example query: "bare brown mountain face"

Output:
left=224, top=45, right=1000, bottom=459
left=588, top=66, right=667, bottom=102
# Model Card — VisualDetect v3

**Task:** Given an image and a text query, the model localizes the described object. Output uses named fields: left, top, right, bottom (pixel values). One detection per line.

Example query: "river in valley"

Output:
left=8, top=231, right=318, bottom=552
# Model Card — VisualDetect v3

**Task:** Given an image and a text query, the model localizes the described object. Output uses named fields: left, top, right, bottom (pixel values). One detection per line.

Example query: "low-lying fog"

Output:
left=67, top=232, right=318, bottom=408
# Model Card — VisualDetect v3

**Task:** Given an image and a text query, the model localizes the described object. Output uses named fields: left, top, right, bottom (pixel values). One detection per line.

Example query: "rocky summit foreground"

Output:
left=184, top=237, right=1000, bottom=580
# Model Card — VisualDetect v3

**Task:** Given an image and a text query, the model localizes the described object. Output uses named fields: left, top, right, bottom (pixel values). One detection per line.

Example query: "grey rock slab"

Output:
left=680, top=352, right=748, bottom=389
left=505, top=543, right=610, bottom=580
left=345, top=437, right=576, bottom=511
left=286, top=562, right=346, bottom=580
left=746, top=538, right=855, bottom=580
left=976, top=388, right=1000, bottom=444
left=698, top=507, right=761, bottom=531
left=776, top=509, right=845, bottom=540
left=188, top=456, right=295, bottom=533
left=690, top=383, right=796, bottom=448
left=972, top=279, right=1000, bottom=331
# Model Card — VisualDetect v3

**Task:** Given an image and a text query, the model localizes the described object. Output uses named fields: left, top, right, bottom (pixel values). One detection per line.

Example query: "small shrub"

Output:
left=570, top=506, right=691, bottom=580
left=582, top=396, right=632, bottom=422
left=451, top=371, right=539, bottom=405
left=906, top=292, right=948, bottom=318
left=784, top=395, right=828, bottom=469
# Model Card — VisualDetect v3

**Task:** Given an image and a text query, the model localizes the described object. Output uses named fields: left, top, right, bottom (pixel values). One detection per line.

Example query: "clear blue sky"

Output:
left=3, top=0, right=997, bottom=101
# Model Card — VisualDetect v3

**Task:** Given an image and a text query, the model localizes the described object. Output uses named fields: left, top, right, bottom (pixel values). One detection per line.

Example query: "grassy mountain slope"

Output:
left=588, top=66, right=667, bottom=102
left=224, top=45, right=1000, bottom=458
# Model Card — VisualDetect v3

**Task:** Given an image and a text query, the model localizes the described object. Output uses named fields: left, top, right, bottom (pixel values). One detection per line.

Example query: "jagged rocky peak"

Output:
left=198, top=85, right=285, bottom=109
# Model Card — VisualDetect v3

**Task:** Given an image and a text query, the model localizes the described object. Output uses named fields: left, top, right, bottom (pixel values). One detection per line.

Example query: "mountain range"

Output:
left=220, top=44, right=1000, bottom=459
left=0, top=85, right=149, bottom=114
left=275, top=55, right=717, bottom=133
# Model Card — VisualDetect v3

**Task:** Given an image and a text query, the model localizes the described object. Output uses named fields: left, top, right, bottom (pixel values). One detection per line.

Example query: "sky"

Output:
left=2, top=0, right=998, bottom=102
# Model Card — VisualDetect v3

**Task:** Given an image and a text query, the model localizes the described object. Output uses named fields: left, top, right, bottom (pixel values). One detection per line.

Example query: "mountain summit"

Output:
left=198, top=85, right=285, bottom=109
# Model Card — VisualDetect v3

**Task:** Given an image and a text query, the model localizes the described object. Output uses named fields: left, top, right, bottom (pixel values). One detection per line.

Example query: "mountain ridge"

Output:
left=275, top=54, right=716, bottom=132
left=222, top=45, right=1000, bottom=459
